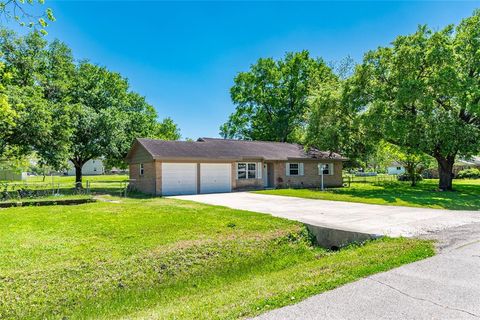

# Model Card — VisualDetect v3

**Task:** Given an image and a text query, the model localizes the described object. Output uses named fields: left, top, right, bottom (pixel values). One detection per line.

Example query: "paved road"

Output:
left=254, top=222, right=480, bottom=320
left=172, top=192, right=480, bottom=237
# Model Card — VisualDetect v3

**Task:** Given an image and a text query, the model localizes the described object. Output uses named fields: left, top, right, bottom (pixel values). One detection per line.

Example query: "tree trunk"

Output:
left=411, top=169, right=416, bottom=187
left=436, top=155, right=455, bottom=191
left=74, top=164, right=83, bottom=189
left=405, top=163, right=416, bottom=187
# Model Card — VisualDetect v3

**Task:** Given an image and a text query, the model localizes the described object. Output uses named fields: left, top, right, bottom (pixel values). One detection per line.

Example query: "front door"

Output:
left=263, top=163, right=269, bottom=187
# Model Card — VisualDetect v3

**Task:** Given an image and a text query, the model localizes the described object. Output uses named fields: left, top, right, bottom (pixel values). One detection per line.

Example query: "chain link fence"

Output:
left=0, top=178, right=129, bottom=202
left=342, top=174, right=399, bottom=187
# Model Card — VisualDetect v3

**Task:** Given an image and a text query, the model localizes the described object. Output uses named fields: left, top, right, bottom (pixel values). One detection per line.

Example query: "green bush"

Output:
left=397, top=173, right=423, bottom=182
left=457, top=168, right=480, bottom=179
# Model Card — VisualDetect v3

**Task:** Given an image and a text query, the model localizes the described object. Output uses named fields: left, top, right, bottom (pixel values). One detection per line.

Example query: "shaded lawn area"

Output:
left=256, top=179, right=480, bottom=210
left=0, top=197, right=433, bottom=319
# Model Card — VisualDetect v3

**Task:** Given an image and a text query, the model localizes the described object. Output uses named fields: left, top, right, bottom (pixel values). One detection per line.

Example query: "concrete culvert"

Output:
left=305, top=223, right=381, bottom=249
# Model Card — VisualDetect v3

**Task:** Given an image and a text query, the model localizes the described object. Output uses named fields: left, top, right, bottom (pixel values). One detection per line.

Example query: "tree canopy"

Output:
left=350, top=11, right=480, bottom=190
left=221, top=51, right=337, bottom=143
left=220, top=10, right=480, bottom=191
left=0, top=29, right=181, bottom=184
left=305, top=72, right=377, bottom=169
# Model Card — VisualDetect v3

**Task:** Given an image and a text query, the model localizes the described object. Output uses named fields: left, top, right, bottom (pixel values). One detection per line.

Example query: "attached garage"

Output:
left=161, top=163, right=197, bottom=196
left=126, top=138, right=346, bottom=196
left=200, top=163, right=231, bottom=194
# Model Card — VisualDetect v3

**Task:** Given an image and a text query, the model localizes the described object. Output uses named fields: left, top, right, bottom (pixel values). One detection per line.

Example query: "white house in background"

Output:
left=0, top=170, right=27, bottom=181
left=66, top=159, right=105, bottom=176
left=387, top=162, right=405, bottom=175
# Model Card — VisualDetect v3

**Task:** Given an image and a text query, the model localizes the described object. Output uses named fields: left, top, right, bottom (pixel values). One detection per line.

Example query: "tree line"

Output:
left=221, top=10, right=480, bottom=191
left=0, top=29, right=180, bottom=185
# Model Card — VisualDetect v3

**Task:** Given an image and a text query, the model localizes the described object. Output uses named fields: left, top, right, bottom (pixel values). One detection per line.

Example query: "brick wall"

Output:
left=128, top=159, right=344, bottom=195
left=273, top=161, right=343, bottom=189
left=129, top=161, right=157, bottom=195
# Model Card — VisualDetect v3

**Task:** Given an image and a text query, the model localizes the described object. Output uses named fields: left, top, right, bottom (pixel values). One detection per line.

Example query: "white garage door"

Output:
left=162, top=163, right=197, bottom=196
left=200, top=163, right=232, bottom=194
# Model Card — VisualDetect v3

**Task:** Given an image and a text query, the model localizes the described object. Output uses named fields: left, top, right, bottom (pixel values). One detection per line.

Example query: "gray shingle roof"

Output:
left=132, top=137, right=346, bottom=161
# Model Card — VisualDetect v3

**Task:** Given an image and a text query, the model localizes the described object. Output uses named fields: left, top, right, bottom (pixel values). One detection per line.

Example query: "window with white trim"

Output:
left=139, top=163, right=144, bottom=176
left=288, top=163, right=299, bottom=176
left=237, top=162, right=257, bottom=179
left=286, top=162, right=304, bottom=176
left=318, top=163, right=334, bottom=175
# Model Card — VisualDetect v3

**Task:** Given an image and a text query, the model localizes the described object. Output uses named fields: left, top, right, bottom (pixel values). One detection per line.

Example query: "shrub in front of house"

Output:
left=457, top=168, right=480, bottom=179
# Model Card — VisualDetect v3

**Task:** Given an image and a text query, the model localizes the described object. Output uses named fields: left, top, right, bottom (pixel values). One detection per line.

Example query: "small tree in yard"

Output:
left=383, top=143, right=433, bottom=187
left=350, top=11, right=480, bottom=191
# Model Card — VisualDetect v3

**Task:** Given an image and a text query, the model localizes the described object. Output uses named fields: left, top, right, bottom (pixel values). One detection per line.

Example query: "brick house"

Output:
left=125, top=138, right=347, bottom=196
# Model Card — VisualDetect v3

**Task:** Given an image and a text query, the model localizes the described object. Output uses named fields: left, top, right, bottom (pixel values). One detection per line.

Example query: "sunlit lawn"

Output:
left=256, top=179, right=480, bottom=210
left=24, top=174, right=129, bottom=183
left=0, top=197, right=434, bottom=319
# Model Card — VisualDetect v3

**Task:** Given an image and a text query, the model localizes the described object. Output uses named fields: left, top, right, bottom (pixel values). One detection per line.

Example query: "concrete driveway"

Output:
left=171, top=192, right=480, bottom=237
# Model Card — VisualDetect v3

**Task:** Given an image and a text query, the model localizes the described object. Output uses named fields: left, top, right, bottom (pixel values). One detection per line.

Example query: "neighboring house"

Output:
left=107, top=167, right=129, bottom=174
left=65, top=159, right=105, bottom=176
left=456, top=156, right=480, bottom=171
left=424, top=156, right=480, bottom=178
left=125, top=138, right=347, bottom=196
left=387, top=162, right=406, bottom=175
left=0, top=170, right=27, bottom=181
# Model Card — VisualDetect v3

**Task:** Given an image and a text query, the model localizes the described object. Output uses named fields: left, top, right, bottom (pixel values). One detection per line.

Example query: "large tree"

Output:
left=65, top=62, right=172, bottom=185
left=350, top=12, right=480, bottom=191
left=0, top=30, right=71, bottom=165
left=0, top=29, right=181, bottom=185
left=221, top=51, right=337, bottom=142
left=306, top=76, right=378, bottom=169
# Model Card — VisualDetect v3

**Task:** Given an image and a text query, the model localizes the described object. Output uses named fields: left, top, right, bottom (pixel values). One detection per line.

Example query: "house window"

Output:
left=318, top=163, right=334, bottom=175
left=92, top=160, right=95, bottom=164
left=397, top=167, right=402, bottom=171
left=286, top=163, right=304, bottom=176
left=237, top=163, right=257, bottom=179
left=93, top=168, right=97, bottom=172
left=139, top=163, right=144, bottom=176
left=288, top=163, right=299, bottom=176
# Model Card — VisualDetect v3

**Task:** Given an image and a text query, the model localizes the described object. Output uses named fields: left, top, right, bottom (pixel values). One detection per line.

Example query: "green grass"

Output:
left=23, top=174, right=129, bottom=183
left=0, top=197, right=434, bottom=319
left=1, top=175, right=129, bottom=200
left=0, top=193, right=92, bottom=204
left=256, top=179, right=480, bottom=210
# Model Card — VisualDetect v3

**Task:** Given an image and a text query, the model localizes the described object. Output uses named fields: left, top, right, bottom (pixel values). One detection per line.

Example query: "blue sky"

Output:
left=35, top=1, right=480, bottom=139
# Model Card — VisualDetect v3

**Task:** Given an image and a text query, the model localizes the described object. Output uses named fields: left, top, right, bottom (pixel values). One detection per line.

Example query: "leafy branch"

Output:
left=0, top=0, right=55, bottom=34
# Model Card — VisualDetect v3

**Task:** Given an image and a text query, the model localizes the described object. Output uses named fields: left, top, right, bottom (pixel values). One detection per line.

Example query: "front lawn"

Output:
left=0, top=197, right=433, bottom=319
left=256, top=179, right=480, bottom=210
